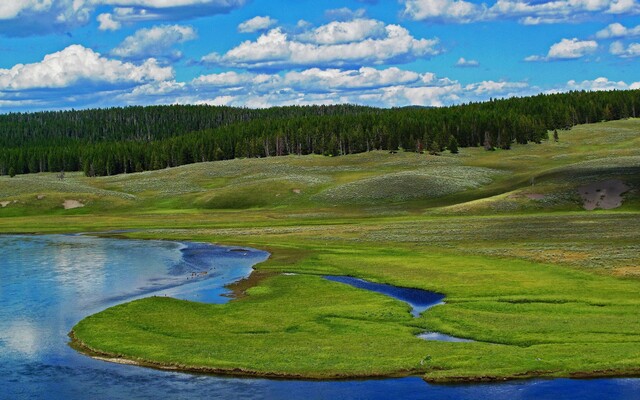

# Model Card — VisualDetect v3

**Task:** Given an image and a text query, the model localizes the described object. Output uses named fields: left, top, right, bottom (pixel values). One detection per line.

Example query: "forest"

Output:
left=0, top=89, right=638, bottom=177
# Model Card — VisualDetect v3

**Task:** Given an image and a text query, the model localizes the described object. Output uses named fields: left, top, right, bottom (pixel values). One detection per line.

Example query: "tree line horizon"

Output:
left=0, top=89, right=638, bottom=177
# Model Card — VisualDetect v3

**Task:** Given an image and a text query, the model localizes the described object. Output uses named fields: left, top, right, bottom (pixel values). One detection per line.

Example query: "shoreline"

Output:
left=69, top=329, right=640, bottom=383
left=68, top=330, right=418, bottom=381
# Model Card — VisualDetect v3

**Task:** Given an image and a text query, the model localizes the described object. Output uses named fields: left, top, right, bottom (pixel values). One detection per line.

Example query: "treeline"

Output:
left=0, top=90, right=638, bottom=177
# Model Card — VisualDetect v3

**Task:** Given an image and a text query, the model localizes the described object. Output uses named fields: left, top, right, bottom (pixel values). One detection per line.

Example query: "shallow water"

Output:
left=417, top=332, right=474, bottom=343
left=324, top=275, right=445, bottom=317
left=323, top=275, right=474, bottom=342
left=0, top=235, right=638, bottom=400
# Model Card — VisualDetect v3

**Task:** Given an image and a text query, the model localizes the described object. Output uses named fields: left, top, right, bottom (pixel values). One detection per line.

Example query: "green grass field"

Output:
left=2, top=119, right=640, bottom=382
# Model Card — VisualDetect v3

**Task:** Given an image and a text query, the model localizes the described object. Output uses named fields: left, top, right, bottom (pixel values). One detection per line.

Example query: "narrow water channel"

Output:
left=323, top=275, right=474, bottom=342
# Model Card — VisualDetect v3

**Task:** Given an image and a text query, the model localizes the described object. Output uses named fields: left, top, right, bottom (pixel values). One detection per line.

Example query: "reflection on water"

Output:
left=0, top=235, right=638, bottom=400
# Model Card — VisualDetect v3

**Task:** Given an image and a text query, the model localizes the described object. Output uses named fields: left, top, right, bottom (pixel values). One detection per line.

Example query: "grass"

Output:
left=2, top=119, right=640, bottom=382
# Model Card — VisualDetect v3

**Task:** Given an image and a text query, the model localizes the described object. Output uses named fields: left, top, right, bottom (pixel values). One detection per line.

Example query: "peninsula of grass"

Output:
left=1, top=119, right=639, bottom=382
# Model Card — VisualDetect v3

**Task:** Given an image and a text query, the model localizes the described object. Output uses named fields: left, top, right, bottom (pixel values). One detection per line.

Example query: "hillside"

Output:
left=1, top=89, right=638, bottom=177
left=0, top=118, right=637, bottom=217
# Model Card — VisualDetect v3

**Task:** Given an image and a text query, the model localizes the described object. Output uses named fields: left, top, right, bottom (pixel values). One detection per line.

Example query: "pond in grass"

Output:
left=323, top=275, right=473, bottom=342
left=0, top=234, right=638, bottom=400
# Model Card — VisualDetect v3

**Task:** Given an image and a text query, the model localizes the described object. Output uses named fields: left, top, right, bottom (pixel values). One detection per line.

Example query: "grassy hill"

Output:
left=1, top=119, right=638, bottom=216
left=1, top=119, right=639, bottom=382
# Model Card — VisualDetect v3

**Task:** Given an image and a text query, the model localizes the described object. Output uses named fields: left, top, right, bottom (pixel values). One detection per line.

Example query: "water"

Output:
left=417, top=332, right=474, bottom=343
left=0, top=235, right=638, bottom=400
left=324, top=275, right=474, bottom=342
left=324, top=275, right=445, bottom=317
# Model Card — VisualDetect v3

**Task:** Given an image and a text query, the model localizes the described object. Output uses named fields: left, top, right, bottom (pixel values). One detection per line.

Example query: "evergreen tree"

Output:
left=448, top=136, right=459, bottom=154
left=428, top=140, right=440, bottom=155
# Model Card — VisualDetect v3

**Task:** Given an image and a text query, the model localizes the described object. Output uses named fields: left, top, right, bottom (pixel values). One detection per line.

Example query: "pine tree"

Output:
left=448, top=136, right=459, bottom=154
left=428, top=140, right=440, bottom=155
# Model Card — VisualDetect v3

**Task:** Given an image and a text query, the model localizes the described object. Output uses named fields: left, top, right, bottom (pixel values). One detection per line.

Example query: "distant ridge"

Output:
left=0, top=89, right=638, bottom=177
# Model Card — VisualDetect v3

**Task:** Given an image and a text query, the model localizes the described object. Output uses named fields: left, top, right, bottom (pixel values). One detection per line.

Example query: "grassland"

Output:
left=2, top=119, right=640, bottom=382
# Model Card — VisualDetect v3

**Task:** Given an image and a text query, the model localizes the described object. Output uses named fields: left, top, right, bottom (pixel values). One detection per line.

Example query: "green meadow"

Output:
left=2, top=119, right=640, bottom=382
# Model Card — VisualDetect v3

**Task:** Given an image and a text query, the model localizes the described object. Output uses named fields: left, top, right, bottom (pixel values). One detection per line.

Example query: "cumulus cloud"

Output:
left=610, top=41, right=640, bottom=57
left=596, top=22, right=640, bottom=39
left=202, top=19, right=440, bottom=69
left=465, top=80, right=529, bottom=95
left=108, top=71, right=640, bottom=111
left=525, top=38, right=598, bottom=62
left=111, top=24, right=197, bottom=60
left=97, top=13, right=121, bottom=31
left=238, top=16, right=277, bottom=33
left=565, top=77, right=639, bottom=91
left=0, top=45, right=172, bottom=90
left=158, top=66, right=533, bottom=109
left=297, top=19, right=387, bottom=45
left=0, top=0, right=248, bottom=36
left=282, top=67, right=423, bottom=91
left=401, top=0, right=640, bottom=25
left=455, top=57, right=479, bottom=67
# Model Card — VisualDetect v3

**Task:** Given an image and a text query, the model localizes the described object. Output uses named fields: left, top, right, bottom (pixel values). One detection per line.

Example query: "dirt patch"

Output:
left=612, top=266, right=640, bottom=278
left=525, top=194, right=546, bottom=200
left=37, top=195, right=45, bottom=200
left=0, top=201, right=10, bottom=208
left=225, top=270, right=277, bottom=300
left=578, top=180, right=630, bottom=210
left=63, top=200, right=85, bottom=210
left=292, top=189, right=302, bottom=194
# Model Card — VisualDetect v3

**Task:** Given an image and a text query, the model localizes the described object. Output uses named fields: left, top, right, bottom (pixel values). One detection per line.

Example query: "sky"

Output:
left=1, top=0, right=640, bottom=112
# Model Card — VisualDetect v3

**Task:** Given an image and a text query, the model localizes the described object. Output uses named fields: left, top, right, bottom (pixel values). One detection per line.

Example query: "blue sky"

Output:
left=1, top=0, right=639, bottom=112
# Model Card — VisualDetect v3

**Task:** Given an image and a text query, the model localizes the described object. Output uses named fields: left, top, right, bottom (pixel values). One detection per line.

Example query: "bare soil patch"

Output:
left=63, top=200, right=85, bottom=210
left=578, top=180, right=630, bottom=210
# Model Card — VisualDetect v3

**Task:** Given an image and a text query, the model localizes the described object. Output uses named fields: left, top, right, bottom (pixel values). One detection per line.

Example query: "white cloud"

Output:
left=324, top=7, right=367, bottom=21
left=610, top=41, right=640, bottom=57
left=238, top=16, right=277, bottom=33
left=548, top=38, right=598, bottom=59
left=0, top=0, right=248, bottom=36
left=0, top=1, right=52, bottom=20
left=565, top=77, right=637, bottom=91
left=596, top=22, right=640, bottom=39
left=608, top=0, right=639, bottom=13
left=465, top=80, right=529, bottom=95
left=526, top=38, right=598, bottom=62
left=455, top=57, right=479, bottom=67
left=402, top=0, right=640, bottom=24
left=193, top=71, right=276, bottom=88
left=0, top=45, right=173, bottom=90
left=403, top=0, right=482, bottom=23
left=157, top=66, right=532, bottom=108
left=202, top=19, right=440, bottom=69
left=97, top=12, right=121, bottom=31
left=111, top=24, right=197, bottom=60
left=282, top=67, right=422, bottom=90
left=297, top=19, right=387, bottom=45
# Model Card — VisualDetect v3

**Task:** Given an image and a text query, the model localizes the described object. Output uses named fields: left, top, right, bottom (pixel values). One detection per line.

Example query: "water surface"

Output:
left=0, top=235, right=638, bottom=400
left=324, top=275, right=444, bottom=317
